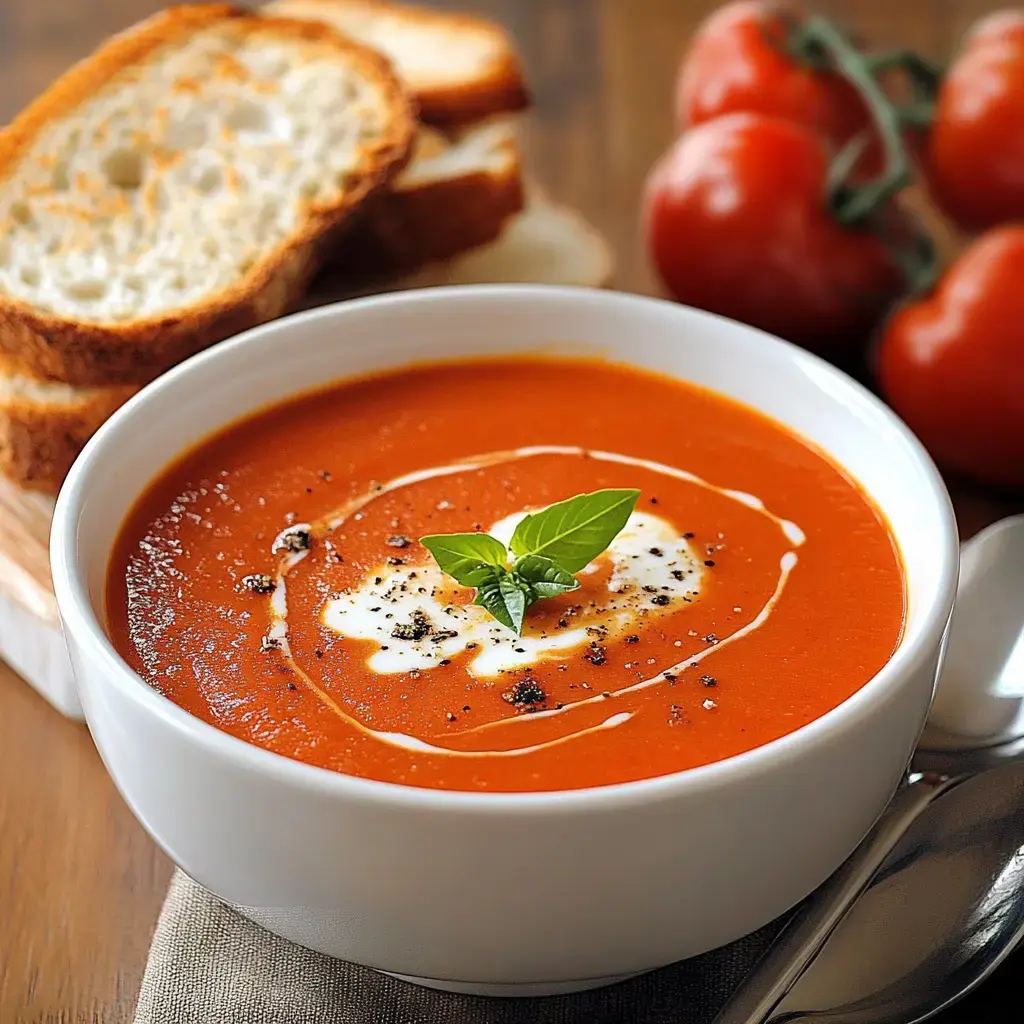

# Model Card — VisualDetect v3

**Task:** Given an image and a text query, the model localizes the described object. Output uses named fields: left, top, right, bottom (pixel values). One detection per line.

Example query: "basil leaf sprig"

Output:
left=420, top=488, right=640, bottom=635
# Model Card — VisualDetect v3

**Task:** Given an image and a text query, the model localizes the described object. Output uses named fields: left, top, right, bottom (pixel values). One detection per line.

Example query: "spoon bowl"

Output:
left=773, top=759, right=1024, bottom=1023
left=924, top=514, right=1024, bottom=749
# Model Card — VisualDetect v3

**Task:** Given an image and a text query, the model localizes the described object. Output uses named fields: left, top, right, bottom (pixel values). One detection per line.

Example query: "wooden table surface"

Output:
left=0, top=1, right=1020, bottom=1021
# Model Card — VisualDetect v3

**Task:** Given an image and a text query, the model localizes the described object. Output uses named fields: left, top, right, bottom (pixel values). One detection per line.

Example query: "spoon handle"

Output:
left=710, top=774, right=959, bottom=1024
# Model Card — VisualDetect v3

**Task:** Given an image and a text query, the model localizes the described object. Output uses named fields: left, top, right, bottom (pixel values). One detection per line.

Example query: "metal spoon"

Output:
left=710, top=514, right=1024, bottom=1024
left=770, top=749, right=1024, bottom=1023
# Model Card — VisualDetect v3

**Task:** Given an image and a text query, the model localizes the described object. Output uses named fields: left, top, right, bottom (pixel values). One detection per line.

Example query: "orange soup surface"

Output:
left=106, top=357, right=905, bottom=792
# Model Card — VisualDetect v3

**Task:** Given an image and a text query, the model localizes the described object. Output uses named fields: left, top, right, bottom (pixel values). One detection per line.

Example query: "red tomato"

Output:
left=877, top=225, right=1024, bottom=491
left=642, top=112, right=903, bottom=353
left=676, top=2, right=871, bottom=158
left=926, top=10, right=1024, bottom=232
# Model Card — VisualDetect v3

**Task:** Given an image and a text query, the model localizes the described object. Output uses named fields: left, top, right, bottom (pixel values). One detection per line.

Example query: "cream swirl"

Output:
left=265, top=447, right=805, bottom=758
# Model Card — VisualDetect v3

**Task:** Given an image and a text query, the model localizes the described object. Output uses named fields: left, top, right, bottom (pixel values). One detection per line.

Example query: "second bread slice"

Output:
left=264, top=0, right=530, bottom=126
left=338, top=121, right=525, bottom=274
left=0, top=3, right=415, bottom=387
left=0, top=361, right=136, bottom=493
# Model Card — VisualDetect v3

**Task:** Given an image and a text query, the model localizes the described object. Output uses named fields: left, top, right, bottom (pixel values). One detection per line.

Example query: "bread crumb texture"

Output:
left=0, top=5, right=414, bottom=385
left=2, top=25, right=393, bottom=321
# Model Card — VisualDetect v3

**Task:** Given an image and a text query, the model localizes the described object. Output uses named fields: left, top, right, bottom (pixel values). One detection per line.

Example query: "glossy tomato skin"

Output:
left=927, top=10, right=1024, bottom=232
left=676, top=2, right=870, bottom=155
left=643, top=112, right=902, bottom=353
left=878, top=225, right=1024, bottom=491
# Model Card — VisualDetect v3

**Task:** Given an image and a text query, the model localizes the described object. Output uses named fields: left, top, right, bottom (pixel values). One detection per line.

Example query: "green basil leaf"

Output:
left=511, top=554, right=580, bottom=599
left=419, top=532, right=508, bottom=587
left=509, top=488, right=641, bottom=573
left=473, top=569, right=532, bottom=635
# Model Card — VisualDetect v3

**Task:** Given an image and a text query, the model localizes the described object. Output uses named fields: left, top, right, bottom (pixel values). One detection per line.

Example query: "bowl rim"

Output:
left=51, top=284, right=960, bottom=814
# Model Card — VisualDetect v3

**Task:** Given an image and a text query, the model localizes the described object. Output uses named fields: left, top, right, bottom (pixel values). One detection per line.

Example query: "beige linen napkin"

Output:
left=134, top=870, right=792, bottom=1024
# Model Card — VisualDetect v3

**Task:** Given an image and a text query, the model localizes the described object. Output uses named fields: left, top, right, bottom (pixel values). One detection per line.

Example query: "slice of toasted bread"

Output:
left=3, top=192, right=612, bottom=494
left=0, top=363, right=136, bottom=492
left=0, top=3, right=415, bottom=387
left=340, top=120, right=524, bottom=274
left=263, top=0, right=529, bottom=126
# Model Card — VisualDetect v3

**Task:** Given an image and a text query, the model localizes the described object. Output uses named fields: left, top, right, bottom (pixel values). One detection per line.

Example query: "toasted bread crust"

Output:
left=417, top=56, right=530, bottom=128
left=0, top=4, right=416, bottom=387
left=266, top=0, right=531, bottom=126
left=340, top=134, right=525, bottom=274
left=0, top=381, right=136, bottom=494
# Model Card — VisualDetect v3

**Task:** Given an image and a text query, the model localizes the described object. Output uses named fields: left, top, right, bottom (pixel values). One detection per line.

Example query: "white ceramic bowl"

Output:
left=51, top=286, right=959, bottom=996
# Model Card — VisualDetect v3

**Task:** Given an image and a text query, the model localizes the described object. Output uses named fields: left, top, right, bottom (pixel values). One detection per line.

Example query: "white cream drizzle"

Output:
left=374, top=712, right=634, bottom=757
left=321, top=509, right=704, bottom=676
left=265, top=446, right=805, bottom=759
left=451, top=551, right=798, bottom=739
left=314, top=446, right=805, bottom=543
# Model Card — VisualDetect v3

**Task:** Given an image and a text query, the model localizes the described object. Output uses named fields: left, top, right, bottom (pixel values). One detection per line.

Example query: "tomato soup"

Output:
left=106, top=357, right=905, bottom=792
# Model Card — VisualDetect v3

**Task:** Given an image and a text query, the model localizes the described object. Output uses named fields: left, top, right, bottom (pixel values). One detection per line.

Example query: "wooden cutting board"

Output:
left=0, top=481, right=77, bottom=716
left=0, top=480, right=56, bottom=624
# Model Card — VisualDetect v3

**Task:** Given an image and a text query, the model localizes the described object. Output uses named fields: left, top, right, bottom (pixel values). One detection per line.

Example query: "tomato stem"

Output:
left=792, top=16, right=912, bottom=225
left=896, top=103, right=936, bottom=128
left=784, top=18, right=943, bottom=297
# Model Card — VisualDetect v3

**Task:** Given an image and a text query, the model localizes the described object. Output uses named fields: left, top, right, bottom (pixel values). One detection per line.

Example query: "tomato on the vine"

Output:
left=926, top=9, right=1024, bottom=232
left=877, top=225, right=1024, bottom=491
left=676, top=2, right=874, bottom=166
left=642, top=112, right=904, bottom=353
